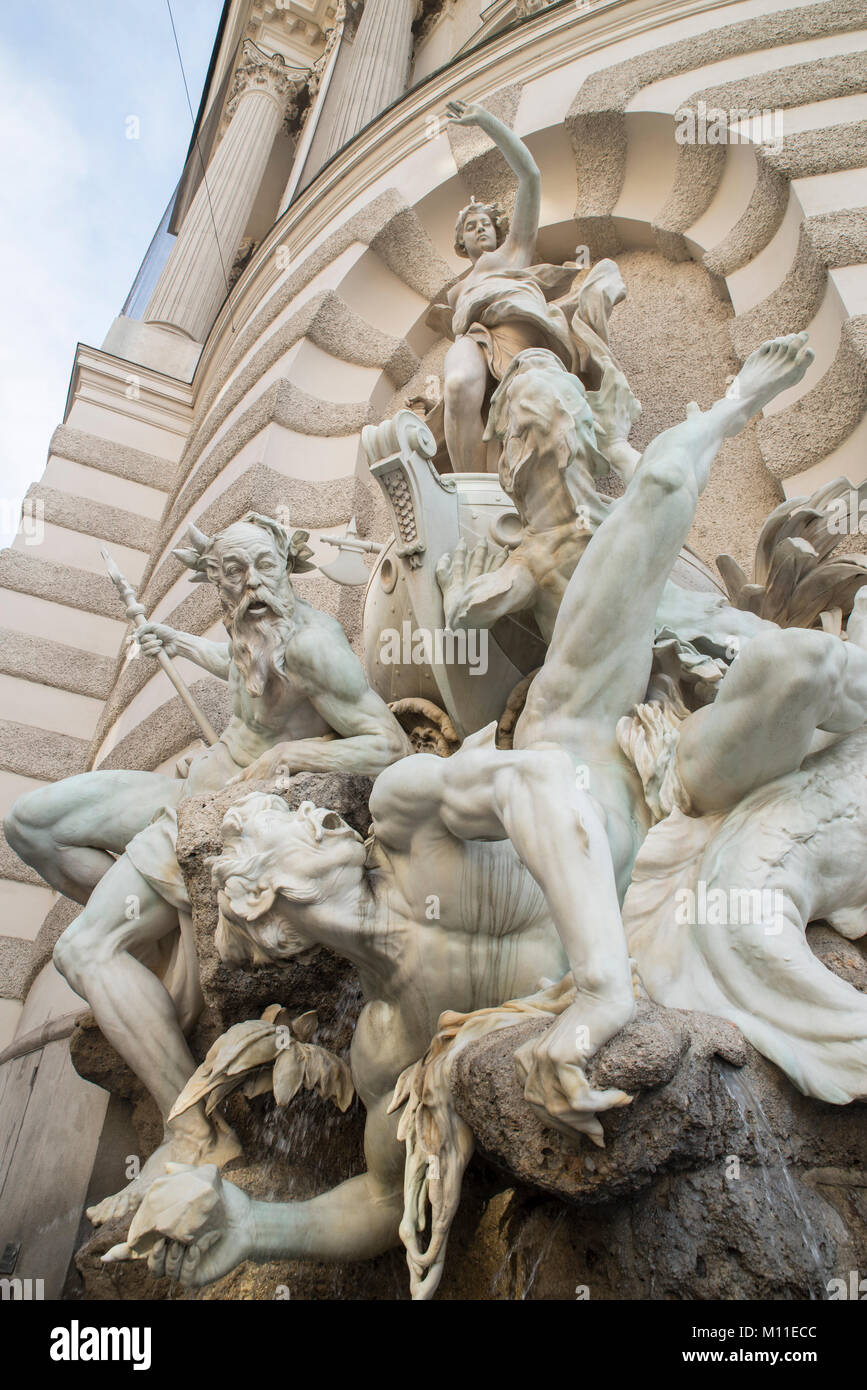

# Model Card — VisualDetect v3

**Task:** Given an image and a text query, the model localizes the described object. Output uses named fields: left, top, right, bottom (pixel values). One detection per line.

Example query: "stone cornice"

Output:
left=515, top=0, right=557, bottom=16
left=64, top=344, right=193, bottom=445
left=245, top=0, right=340, bottom=54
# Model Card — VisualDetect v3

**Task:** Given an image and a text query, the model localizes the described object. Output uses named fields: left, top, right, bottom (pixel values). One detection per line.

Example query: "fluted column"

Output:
left=146, top=44, right=298, bottom=343
left=322, top=0, right=417, bottom=160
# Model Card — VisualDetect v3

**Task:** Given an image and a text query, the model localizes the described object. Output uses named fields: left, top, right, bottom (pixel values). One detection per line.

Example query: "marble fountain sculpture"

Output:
left=7, top=102, right=867, bottom=1302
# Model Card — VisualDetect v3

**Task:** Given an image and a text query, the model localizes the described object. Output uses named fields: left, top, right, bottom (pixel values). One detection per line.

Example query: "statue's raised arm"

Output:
left=446, top=99, right=541, bottom=260
left=439, top=98, right=635, bottom=473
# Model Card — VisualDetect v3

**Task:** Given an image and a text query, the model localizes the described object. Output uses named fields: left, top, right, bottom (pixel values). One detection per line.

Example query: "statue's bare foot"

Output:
left=727, top=332, right=814, bottom=424
left=847, top=587, right=867, bottom=651
left=86, top=1119, right=242, bottom=1227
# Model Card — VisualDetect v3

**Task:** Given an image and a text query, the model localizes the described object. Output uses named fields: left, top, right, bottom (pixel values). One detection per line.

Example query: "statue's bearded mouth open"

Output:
left=225, top=584, right=294, bottom=698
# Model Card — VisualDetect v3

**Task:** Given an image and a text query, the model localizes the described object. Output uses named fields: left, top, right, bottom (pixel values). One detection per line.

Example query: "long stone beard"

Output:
left=229, top=597, right=294, bottom=698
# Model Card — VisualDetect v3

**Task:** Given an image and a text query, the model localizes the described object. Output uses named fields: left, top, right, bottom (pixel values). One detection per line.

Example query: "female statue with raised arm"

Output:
left=438, top=99, right=639, bottom=474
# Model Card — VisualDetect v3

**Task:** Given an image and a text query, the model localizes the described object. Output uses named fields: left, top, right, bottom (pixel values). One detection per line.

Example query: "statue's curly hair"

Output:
left=454, top=197, right=509, bottom=258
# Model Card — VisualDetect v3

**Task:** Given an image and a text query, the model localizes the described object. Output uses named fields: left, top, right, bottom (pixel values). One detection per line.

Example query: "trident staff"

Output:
left=100, top=547, right=219, bottom=746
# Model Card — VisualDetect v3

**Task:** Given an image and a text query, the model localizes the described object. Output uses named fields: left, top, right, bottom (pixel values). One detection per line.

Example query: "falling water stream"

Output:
left=247, top=971, right=365, bottom=1299
left=491, top=1224, right=528, bottom=1298
left=491, top=1205, right=568, bottom=1300
left=258, top=970, right=363, bottom=1198
left=519, top=1207, right=568, bottom=1299
left=717, top=1062, right=827, bottom=1299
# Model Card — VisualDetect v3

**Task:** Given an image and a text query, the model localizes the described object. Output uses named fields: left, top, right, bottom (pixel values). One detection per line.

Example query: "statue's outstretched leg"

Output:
left=444, top=335, right=490, bottom=472
left=5, top=770, right=181, bottom=905
left=506, top=334, right=815, bottom=1125
left=53, top=852, right=240, bottom=1225
left=516, top=333, right=815, bottom=744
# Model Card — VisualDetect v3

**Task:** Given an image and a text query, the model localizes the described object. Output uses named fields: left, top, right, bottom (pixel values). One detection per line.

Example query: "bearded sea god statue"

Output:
left=5, top=512, right=410, bottom=1223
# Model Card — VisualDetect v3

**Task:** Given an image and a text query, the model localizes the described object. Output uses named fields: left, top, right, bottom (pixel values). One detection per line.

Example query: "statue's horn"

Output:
left=173, top=547, right=202, bottom=570
left=187, top=522, right=212, bottom=553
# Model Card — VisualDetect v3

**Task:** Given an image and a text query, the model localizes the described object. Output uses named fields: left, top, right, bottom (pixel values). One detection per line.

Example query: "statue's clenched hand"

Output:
left=436, top=537, right=507, bottom=630
left=103, top=1163, right=255, bottom=1288
left=513, top=1003, right=633, bottom=1147
left=136, top=622, right=180, bottom=660
left=234, top=743, right=295, bottom=784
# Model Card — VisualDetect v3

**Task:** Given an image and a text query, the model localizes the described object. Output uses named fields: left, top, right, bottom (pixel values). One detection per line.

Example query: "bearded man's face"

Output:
left=213, top=523, right=295, bottom=697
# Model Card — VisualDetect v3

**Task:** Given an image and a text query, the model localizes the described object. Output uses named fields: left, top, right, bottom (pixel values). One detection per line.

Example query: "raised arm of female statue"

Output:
left=446, top=99, right=540, bottom=258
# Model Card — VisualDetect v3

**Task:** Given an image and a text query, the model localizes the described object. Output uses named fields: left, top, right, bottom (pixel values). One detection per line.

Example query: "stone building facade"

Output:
left=1, top=0, right=865, bottom=1295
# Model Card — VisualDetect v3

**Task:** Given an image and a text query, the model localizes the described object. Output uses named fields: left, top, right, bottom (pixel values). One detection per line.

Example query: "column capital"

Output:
left=515, top=0, right=556, bottom=16
left=224, top=41, right=306, bottom=126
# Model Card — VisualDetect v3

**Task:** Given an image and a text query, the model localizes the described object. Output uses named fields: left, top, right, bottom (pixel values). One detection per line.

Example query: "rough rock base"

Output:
left=68, top=779, right=867, bottom=1300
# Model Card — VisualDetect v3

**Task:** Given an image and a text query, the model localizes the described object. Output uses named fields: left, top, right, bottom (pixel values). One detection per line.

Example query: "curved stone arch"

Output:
left=554, top=15, right=867, bottom=492
left=92, top=223, right=862, bottom=770
left=621, top=110, right=867, bottom=489
left=132, top=207, right=454, bottom=602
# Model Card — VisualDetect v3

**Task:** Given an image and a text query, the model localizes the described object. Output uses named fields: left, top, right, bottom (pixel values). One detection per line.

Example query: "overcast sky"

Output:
left=0, top=0, right=223, bottom=548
